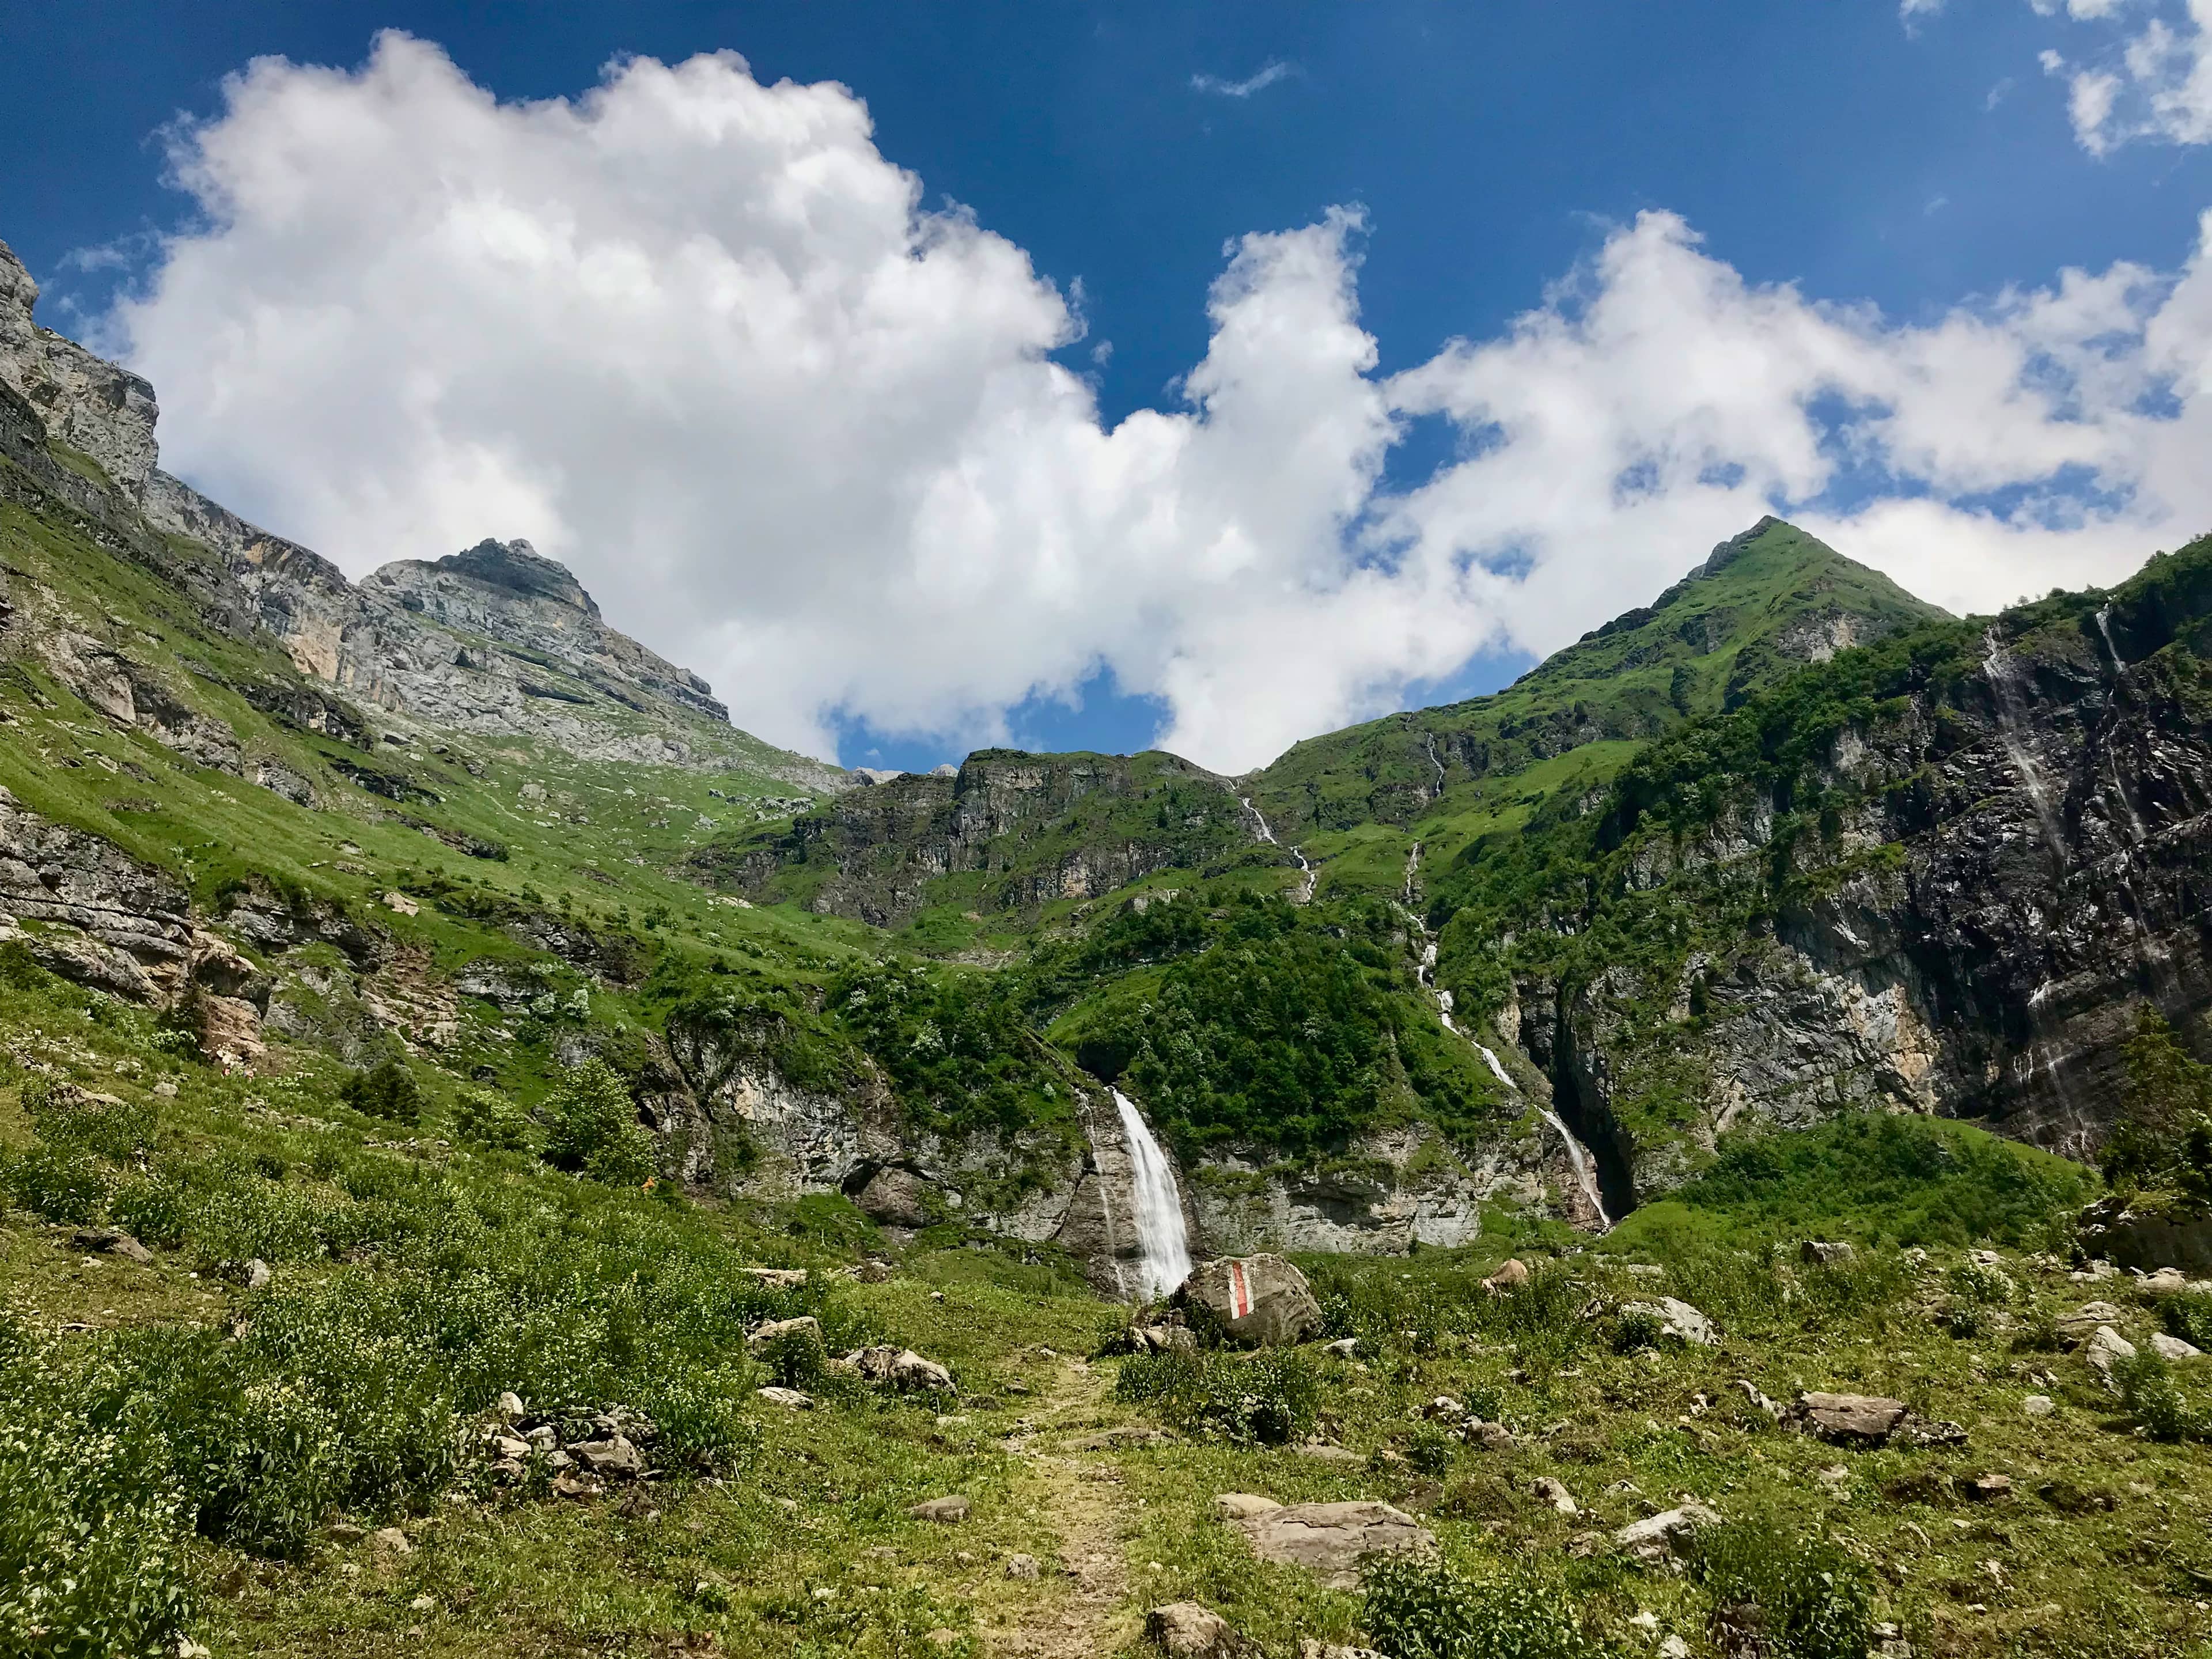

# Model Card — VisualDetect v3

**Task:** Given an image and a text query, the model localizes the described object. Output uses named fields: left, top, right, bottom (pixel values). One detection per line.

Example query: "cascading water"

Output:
left=1424, top=734, right=1447, bottom=801
left=1111, top=1088, right=1192, bottom=1302
left=1411, top=922, right=1609, bottom=1227
left=1982, top=628, right=2068, bottom=863
left=1239, top=794, right=1317, bottom=903
left=2094, top=605, right=2124, bottom=672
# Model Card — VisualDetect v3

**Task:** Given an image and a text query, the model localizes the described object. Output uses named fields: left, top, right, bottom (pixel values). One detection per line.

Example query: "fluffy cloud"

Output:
left=107, top=34, right=2211, bottom=774
left=2035, top=0, right=2212, bottom=151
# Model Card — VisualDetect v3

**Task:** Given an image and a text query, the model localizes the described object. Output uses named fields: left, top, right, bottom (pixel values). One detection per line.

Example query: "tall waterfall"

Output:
left=1112, top=1088, right=1192, bottom=1301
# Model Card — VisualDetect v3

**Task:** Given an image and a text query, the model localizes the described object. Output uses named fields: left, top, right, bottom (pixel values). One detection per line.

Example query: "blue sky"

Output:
left=6, top=2, right=2211, bottom=771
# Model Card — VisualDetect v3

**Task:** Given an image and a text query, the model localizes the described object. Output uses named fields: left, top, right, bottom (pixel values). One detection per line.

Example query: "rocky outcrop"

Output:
left=701, top=749, right=1259, bottom=926
left=0, top=238, right=158, bottom=494
left=0, top=785, right=196, bottom=1000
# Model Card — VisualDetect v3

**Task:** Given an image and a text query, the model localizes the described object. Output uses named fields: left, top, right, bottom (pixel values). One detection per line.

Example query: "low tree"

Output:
left=540, top=1058, right=654, bottom=1185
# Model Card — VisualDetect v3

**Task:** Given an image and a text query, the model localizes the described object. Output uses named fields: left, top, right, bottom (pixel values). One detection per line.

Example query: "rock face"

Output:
left=0, top=239, right=158, bottom=493
left=0, top=237, right=835, bottom=786
left=1175, top=1255, right=1323, bottom=1347
left=1487, top=554, right=2212, bottom=1205
left=0, top=785, right=196, bottom=1001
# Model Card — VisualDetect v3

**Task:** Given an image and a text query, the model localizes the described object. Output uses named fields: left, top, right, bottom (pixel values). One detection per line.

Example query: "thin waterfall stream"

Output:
left=1239, top=793, right=1316, bottom=902
left=1415, top=934, right=1611, bottom=1228
left=1111, top=1088, right=1192, bottom=1302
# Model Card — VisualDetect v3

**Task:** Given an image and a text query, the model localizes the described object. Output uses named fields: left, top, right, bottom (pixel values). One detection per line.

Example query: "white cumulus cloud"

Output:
left=2031, top=0, right=2212, bottom=150
left=103, top=34, right=2212, bottom=774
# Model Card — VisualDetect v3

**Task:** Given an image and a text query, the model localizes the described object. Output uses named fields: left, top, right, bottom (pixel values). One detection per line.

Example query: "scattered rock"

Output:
left=1237, top=1501, right=1435, bottom=1590
left=2150, top=1332, right=2202, bottom=1361
left=855, top=1166, right=936, bottom=1229
left=1005, top=1553, right=1041, bottom=1580
left=756, top=1387, right=816, bottom=1410
left=748, top=1315, right=824, bottom=1351
left=71, top=1227, right=154, bottom=1264
left=1621, top=1297, right=1719, bottom=1347
left=368, top=1526, right=412, bottom=1558
left=2022, top=1394, right=2055, bottom=1418
left=1421, top=1396, right=1465, bottom=1421
left=1781, top=1391, right=1963, bottom=1449
left=1482, top=1259, right=1532, bottom=1295
left=1532, top=1477, right=1579, bottom=1515
left=1801, top=1241, right=1855, bottom=1266
left=741, top=1267, right=809, bottom=1289
left=1960, top=1474, right=2014, bottom=1503
left=245, top=1257, right=272, bottom=1290
left=2055, top=1301, right=2129, bottom=1343
left=851, top=1259, right=896, bottom=1283
left=570, top=1436, right=646, bottom=1478
left=494, top=1390, right=525, bottom=1421
left=1146, top=1601, right=1243, bottom=1656
left=1734, top=1380, right=1783, bottom=1419
left=848, top=1346, right=956, bottom=1392
left=1175, top=1254, right=1323, bottom=1347
left=1213, top=1493, right=1282, bottom=1520
left=381, top=891, right=421, bottom=917
left=1295, top=1442, right=1363, bottom=1465
left=1324, top=1337, right=1360, bottom=1358
left=908, top=1495, right=971, bottom=1524
left=1786, top=1392, right=1908, bottom=1446
left=1299, top=1643, right=1386, bottom=1659
left=2085, top=1325, right=2136, bottom=1389
left=1613, top=1503, right=1721, bottom=1560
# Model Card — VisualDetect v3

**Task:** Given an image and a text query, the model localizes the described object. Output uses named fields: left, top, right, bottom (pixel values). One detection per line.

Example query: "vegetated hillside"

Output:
left=1243, top=517, right=1953, bottom=902
left=693, top=747, right=1274, bottom=944
left=0, top=252, right=1105, bottom=1231
left=1427, top=535, right=2212, bottom=1212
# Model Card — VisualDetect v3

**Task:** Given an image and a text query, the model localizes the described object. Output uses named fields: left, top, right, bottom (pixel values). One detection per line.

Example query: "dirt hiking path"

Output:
left=993, top=1357, right=1141, bottom=1659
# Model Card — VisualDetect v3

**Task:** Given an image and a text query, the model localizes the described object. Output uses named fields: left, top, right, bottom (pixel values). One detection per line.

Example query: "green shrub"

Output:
left=1692, top=1520, right=1878, bottom=1659
left=338, top=1058, right=422, bottom=1124
left=0, top=940, right=48, bottom=990
left=540, top=1058, right=655, bottom=1185
left=2115, top=1350, right=2206, bottom=1442
left=1114, top=1345, right=1320, bottom=1445
left=1405, top=1421, right=1457, bottom=1476
left=0, top=1323, right=199, bottom=1659
left=1, top=1145, right=110, bottom=1224
left=1362, top=1554, right=1607, bottom=1659
left=2162, top=1291, right=2212, bottom=1351
left=453, top=1086, right=533, bottom=1150
left=759, top=1322, right=831, bottom=1392
left=1610, top=1305, right=1665, bottom=1354
left=1613, top=1113, right=2093, bottom=1251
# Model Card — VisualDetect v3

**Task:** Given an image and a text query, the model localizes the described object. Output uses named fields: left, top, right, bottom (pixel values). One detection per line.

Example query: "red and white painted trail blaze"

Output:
left=1228, top=1260, right=1253, bottom=1320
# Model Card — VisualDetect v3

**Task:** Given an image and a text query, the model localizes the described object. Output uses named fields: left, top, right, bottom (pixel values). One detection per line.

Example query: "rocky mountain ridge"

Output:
left=0, top=237, right=834, bottom=785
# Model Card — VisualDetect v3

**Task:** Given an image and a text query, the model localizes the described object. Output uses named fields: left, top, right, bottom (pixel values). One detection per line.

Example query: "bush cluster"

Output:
left=1361, top=1554, right=1608, bottom=1659
left=1113, top=1344, right=1321, bottom=1445
left=1691, top=1521, right=1879, bottom=1659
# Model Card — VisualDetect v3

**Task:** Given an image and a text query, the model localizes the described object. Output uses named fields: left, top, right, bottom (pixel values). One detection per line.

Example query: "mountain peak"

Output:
left=1694, top=513, right=1789, bottom=579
